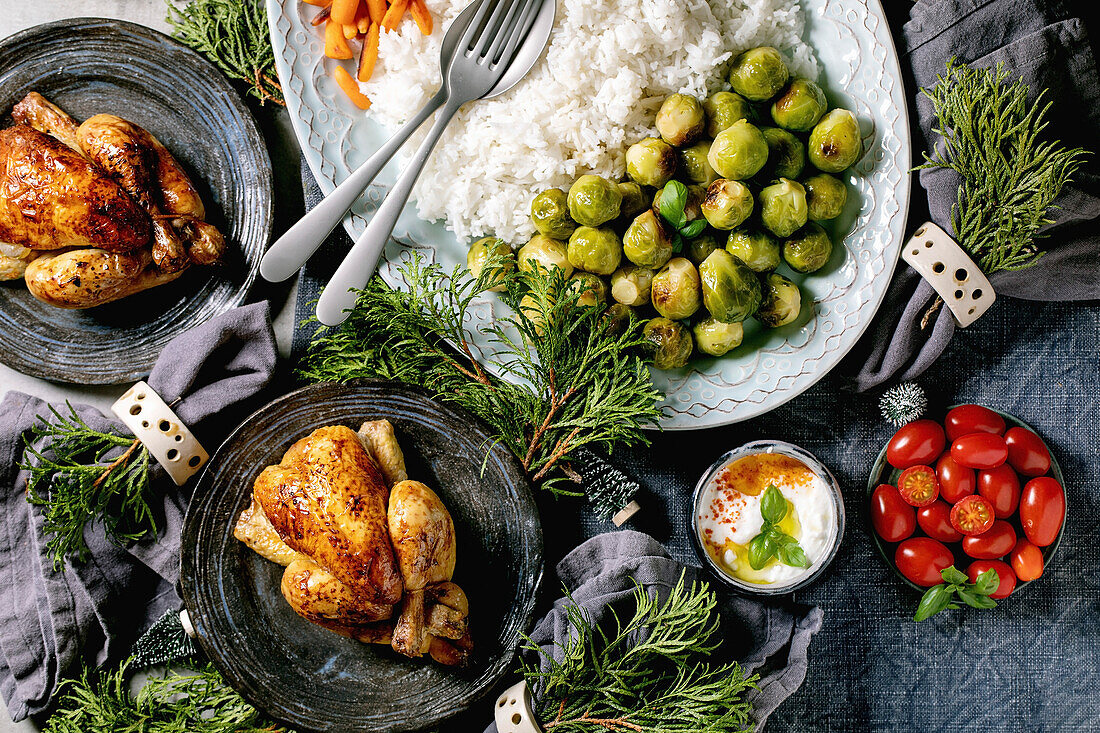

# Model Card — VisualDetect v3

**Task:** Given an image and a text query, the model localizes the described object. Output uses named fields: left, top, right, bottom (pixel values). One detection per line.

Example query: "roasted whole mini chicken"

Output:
left=0, top=92, right=224, bottom=308
left=235, top=421, right=472, bottom=666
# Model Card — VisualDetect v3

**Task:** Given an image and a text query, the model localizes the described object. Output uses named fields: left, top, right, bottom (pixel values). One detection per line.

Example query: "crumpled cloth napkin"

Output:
left=483, top=531, right=823, bottom=733
left=852, top=0, right=1100, bottom=390
left=0, top=302, right=277, bottom=721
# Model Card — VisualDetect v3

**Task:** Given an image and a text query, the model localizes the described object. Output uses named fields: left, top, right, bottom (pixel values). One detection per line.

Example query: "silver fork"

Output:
left=274, top=0, right=553, bottom=326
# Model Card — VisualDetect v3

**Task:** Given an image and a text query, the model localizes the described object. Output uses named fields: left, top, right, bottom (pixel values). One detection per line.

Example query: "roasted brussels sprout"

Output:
left=601, top=302, right=636, bottom=336
left=651, top=257, right=702, bottom=320
left=756, top=272, right=802, bottom=327
left=808, top=109, right=862, bottom=172
left=617, top=181, right=648, bottom=221
left=530, top=188, right=576, bottom=239
left=568, top=174, right=623, bottom=227
left=700, top=179, right=754, bottom=230
left=686, top=231, right=722, bottom=265
left=642, top=317, right=694, bottom=370
left=518, top=234, right=573, bottom=278
left=707, top=120, right=768, bottom=181
left=782, top=222, right=833, bottom=273
left=703, top=91, right=752, bottom=138
left=466, top=236, right=514, bottom=292
left=759, top=178, right=808, bottom=238
left=725, top=227, right=781, bottom=272
left=698, top=249, right=762, bottom=323
left=610, top=265, right=654, bottom=307
left=679, top=140, right=719, bottom=185
left=803, top=173, right=848, bottom=221
left=656, top=93, right=706, bottom=147
left=623, top=210, right=673, bottom=269
left=626, top=137, right=677, bottom=188
left=770, top=78, right=827, bottom=132
left=759, top=127, right=805, bottom=181
left=654, top=182, right=705, bottom=223
left=728, top=46, right=789, bottom=102
left=566, top=272, right=609, bottom=307
left=693, top=317, right=744, bottom=356
left=567, top=226, right=622, bottom=276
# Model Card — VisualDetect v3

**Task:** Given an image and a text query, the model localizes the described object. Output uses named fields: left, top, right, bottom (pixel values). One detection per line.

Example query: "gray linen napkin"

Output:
left=0, top=302, right=277, bottom=721
left=852, top=0, right=1100, bottom=390
left=483, top=531, right=823, bottom=733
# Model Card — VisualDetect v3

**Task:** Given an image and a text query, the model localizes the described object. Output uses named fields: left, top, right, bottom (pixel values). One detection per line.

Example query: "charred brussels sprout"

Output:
left=698, top=249, right=762, bottom=323
left=623, top=210, right=673, bottom=268
left=728, top=46, right=789, bottom=102
left=626, top=137, right=677, bottom=188
left=701, top=179, right=754, bottom=230
left=567, top=226, right=622, bottom=276
left=656, top=93, right=706, bottom=147
left=642, top=317, right=694, bottom=370
left=693, top=317, right=744, bottom=356
left=759, top=178, right=808, bottom=238
left=725, top=227, right=781, bottom=272
left=707, top=120, right=769, bottom=181
left=601, top=302, right=636, bottom=335
left=759, top=127, right=805, bottom=181
left=530, top=188, right=575, bottom=239
left=770, top=78, right=827, bottom=132
left=651, top=257, right=702, bottom=320
left=756, top=272, right=802, bottom=327
left=568, top=175, right=623, bottom=227
left=782, top=222, right=833, bottom=273
left=518, top=234, right=573, bottom=278
left=686, top=231, right=722, bottom=265
left=566, top=272, right=609, bottom=307
left=610, top=265, right=654, bottom=307
left=803, top=173, right=848, bottom=221
left=617, top=181, right=648, bottom=221
left=679, top=140, right=719, bottom=185
left=808, top=109, right=862, bottom=172
left=466, top=236, right=514, bottom=292
left=704, top=91, right=752, bottom=138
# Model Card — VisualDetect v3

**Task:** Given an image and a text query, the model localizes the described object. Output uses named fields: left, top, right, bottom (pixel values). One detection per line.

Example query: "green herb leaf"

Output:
left=971, top=568, right=1000, bottom=597
left=914, top=583, right=954, bottom=622
left=776, top=540, right=810, bottom=569
left=658, top=180, right=689, bottom=229
left=670, top=230, right=684, bottom=254
left=957, top=589, right=998, bottom=610
left=748, top=533, right=775, bottom=570
left=941, top=565, right=968, bottom=586
left=760, top=484, right=787, bottom=525
left=680, top=219, right=707, bottom=239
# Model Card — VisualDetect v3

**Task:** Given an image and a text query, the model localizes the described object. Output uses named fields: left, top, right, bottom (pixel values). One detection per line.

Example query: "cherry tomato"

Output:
left=977, top=465, right=1021, bottom=518
left=945, top=404, right=1006, bottom=441
left=936, top=452, right=975, bottom=504
left=897, top=465, right=939, bottom=507
left=966, top=560, right=1016, bottom=599
left=961, top=520, right=1016, bottom=560
left=951, top=433, right=1008, bottom=470
left=895, top=537, right=954, bottom=587
left=887, top=419, right=946, bottom=470
left=1019, top=476, right=1065, bottom=547
left=1004, top=427, right=1051, bottom=477
left=916, top=501, right=963, bottom=543
left=870, top=484, right=916, bottom=543
left=1010, top=538, right=1044, bottom=582
left=949, top=495, right=995, bottom=536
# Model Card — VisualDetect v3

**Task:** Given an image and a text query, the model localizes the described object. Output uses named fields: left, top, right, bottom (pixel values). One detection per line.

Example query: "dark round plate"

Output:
left=180, top=380, right=543, bottom=732
left=866, top=407, right=1065, bottom=596
left=0, top=18, right=272, bottom=384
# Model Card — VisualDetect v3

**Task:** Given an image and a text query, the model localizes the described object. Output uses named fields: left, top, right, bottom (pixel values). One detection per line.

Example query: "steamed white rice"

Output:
left=358, top=0, right=818, bottom=242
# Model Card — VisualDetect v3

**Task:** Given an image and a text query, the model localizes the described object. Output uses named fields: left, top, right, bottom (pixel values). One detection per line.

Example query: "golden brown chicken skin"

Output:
left=11, top=91, right=83, bottom=153
left=23, top=247, right=185, bottom=309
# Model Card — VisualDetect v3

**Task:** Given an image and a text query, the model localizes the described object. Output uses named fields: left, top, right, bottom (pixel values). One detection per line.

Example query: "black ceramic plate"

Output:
left=180, top=381, right=543, bottom=732
left=0, top=18, right=272, bottom=384
left=866, top=407, right=1065, bottom=596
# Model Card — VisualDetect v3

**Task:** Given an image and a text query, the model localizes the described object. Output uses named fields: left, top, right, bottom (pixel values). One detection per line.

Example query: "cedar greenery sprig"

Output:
left=747, top=484, right=810, bottom=570
left=916, top=60, right=1088, bottom=273
left=166, top=0, right=284, bottom=106
left=298, top=253, right=663, bottom=494
left=521, top=572, right=757, bottom=732
left=913, top=565, right=999, bottom=622
left=22, top=404, right=156, bottom=570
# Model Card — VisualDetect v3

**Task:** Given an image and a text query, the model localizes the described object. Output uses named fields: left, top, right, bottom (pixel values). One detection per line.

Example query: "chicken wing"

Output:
left=233, top=496, right=300, bottom=567
left=357, top=420, right=408, bottom=488
left=23, top=247, right=185, bottom=309
left=11, top=91, right=83, bottom=153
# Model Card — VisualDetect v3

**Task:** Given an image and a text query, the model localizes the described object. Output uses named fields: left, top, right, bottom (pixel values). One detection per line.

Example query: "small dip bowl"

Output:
left=691, top=440, right=845, bottom=595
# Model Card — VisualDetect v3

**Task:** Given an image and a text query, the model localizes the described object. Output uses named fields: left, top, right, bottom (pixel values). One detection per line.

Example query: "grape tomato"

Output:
left=871, top=484, right=916, bottom=543
left=897, top=465, right=939, bottom=507
left=916, top=501, right=963, bottom=543
left=1010, top=538, right=1044, bottom=582
left=936, top=453, right=975, bottom=504
left=1004, top=427, right=1052, bottom=477
left=1019, top=476, right=1065, bottom=547
left=945, top=404, right=1006, bottom=441
left=895, top=537, right=954, bottom=587
left=951, top=433, right=1008, bottom=470
left=977, top=465, right=1021, bottom=519
left=950, top=495, right=995, bottom=536
left=887, top=420, right=946, bottom=470
left=961, top=520, right=1016, bottom=560
left=967, top=560, right=1016, bottom=599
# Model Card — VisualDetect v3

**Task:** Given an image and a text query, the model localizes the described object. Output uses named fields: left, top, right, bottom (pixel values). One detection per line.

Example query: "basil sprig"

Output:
left=747, top=484, right=811, bottom=571
left=657, top=180, right=707, bottom=253
left=913, top=565, right=999, bottom=622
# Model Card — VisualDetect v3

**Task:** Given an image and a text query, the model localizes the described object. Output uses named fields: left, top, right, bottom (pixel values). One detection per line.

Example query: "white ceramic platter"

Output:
left=269, top=0, right=910, bottom=429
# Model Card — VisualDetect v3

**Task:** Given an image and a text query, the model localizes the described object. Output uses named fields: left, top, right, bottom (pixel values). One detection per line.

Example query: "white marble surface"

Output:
left=0, top=3, right=302, bottom=727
